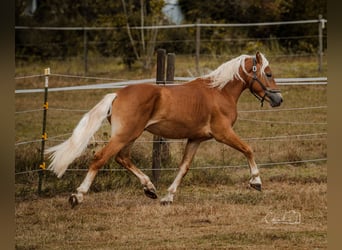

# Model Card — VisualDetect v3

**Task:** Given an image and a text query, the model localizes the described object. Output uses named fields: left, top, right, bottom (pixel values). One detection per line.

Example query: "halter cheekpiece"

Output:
left=249, top=57, right=280, bottom=107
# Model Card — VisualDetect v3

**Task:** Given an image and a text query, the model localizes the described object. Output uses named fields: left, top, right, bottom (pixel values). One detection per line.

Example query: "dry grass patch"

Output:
left=16, top=177, right=327, bottom=249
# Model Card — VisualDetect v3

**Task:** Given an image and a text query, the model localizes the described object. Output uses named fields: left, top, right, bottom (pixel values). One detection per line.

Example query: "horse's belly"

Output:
left=145, top=120, right=211, bottom=139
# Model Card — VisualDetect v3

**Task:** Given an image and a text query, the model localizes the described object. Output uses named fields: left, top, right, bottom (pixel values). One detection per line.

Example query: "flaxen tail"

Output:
left=45, top=93, right=117, bottom=178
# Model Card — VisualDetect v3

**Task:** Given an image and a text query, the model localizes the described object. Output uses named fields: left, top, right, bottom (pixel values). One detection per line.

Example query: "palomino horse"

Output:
left=46, top=52, right=283, bottom=207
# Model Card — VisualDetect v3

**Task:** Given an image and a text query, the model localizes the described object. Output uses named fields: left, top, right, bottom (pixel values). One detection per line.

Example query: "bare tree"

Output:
left=121, top=0, right=140, bottom=62
left=121, top=0, right=164, bottom=70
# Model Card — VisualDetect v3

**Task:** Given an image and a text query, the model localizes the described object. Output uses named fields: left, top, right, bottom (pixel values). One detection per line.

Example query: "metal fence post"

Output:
left=38, top=67, right=50, bottom=195
left=318, top=14, right=324, bottom=72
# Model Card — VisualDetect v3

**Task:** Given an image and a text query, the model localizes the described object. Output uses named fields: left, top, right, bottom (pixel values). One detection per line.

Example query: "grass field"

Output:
left=15, top=54, right=327, bottom=249
left=15, top=167, right=327, bottom=249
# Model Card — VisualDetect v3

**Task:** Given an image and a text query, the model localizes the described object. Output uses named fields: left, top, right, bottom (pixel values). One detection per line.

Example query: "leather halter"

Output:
left=249, top=57, right=281, bottom=107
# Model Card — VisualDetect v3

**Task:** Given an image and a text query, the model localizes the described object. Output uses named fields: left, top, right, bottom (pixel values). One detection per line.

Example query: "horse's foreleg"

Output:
left=160, top=139, right=201, bottom=205
left=215, top=128, right=262, bottom=191
left=115, top=143, right=157, bottom=199
left=69, top=139, right=124, bottom=208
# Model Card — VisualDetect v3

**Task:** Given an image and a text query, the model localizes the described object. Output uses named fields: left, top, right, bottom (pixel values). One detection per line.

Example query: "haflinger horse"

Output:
left=45, top=51, right=283, bottom=208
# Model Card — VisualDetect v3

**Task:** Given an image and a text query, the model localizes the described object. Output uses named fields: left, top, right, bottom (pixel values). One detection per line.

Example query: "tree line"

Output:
left=15, top=0, right=327, bottom=69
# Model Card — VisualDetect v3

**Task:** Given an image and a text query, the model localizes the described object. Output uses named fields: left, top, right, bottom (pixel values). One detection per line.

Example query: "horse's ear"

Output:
left=255, top=51, right=262, bottom=64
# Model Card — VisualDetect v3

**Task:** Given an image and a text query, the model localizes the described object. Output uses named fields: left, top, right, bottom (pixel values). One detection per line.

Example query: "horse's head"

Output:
left=244, top=52, right=283, bottom=107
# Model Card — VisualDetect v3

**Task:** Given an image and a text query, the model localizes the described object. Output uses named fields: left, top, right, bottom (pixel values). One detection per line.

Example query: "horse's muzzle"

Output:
left=266, top=91, right=283, bottom=107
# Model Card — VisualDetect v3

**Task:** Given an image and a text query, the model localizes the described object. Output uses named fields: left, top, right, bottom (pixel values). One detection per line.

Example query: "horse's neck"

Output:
left=188, top=78, right=246, bottom=104
left=221, top=79, right=246, bottom=103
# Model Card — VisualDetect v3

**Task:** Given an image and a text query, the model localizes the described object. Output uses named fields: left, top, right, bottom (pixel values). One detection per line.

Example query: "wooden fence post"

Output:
left=152, top=49, right=166, bottom=184
left=166, top=53, right=175, bottom=84
left=160, top=53, right=175, bottom=166
left=195, top=18, right=201, bottom=75
left=83, top=28, right=88, bottom=75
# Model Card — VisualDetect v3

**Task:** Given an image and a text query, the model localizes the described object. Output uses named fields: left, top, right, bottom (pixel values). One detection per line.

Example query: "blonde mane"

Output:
left=204, top=53, right=269, bottom=90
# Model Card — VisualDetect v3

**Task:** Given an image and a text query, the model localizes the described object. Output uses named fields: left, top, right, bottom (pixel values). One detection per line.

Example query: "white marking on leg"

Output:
left=160, top=193, right=174, bottom=204
left=250, top=175, right=262, bottom=185
left=136, top=171, right=157, bottom=196
left=71, top=169, right=97, bottom=205
left=73, top=193, right=84, bottom=203
left=124, top=163, right=154, bottom=189
left=77, top=169, right=97, bottom=194
left=248, top=160, right=262, bottom=185
left=160, top=161, right=188, bottom=203
left=161, top=141, right=201, bottom=204
left=167, top=166, right=187, bottom=194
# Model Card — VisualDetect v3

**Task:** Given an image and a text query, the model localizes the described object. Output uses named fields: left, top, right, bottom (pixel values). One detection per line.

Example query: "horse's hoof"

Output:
left=160, top=199, right=173, bottom=206
left=69, top=194, right=79, bottom=208
left=250, top=183, right=262, bottom=191
left=144, top=187, right=158, bottom=199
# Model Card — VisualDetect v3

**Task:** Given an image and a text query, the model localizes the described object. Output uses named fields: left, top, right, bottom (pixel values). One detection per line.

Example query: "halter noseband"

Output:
left=249, top=57, right=281, bottom=107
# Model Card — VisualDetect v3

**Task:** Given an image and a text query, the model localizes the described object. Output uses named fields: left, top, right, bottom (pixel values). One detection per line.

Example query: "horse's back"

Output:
left=114, top=82, right=212, bottom=117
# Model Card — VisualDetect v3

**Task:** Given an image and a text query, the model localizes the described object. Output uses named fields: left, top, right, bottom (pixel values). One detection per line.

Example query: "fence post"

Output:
left=38, top=67, right=50, bottom=195
left=166, top=53, right=175, bottom=84
left=195, top=18, right=201, bottom=75
left=83, top=28, right=88, bottom=75
left=160, top=53, right=175, bottom=166
left=152, top=49, right=166, bottom=184
left=318, top=14, right=324, bottom=72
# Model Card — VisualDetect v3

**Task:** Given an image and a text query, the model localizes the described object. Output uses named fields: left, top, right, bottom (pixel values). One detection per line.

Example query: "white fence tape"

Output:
left=15, top=77, right=327, bottom=94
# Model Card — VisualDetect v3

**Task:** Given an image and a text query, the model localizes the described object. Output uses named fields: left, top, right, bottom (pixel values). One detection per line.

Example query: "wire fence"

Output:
left=15, top=72, right=327, bottom=177
left=15, top=17, right=327, bottom=74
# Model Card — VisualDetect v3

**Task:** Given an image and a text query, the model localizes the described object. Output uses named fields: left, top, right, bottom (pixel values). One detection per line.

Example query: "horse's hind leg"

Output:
left=69, top=138, right=125, bottom=208
left=115, top=143, right=157, bottom=199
